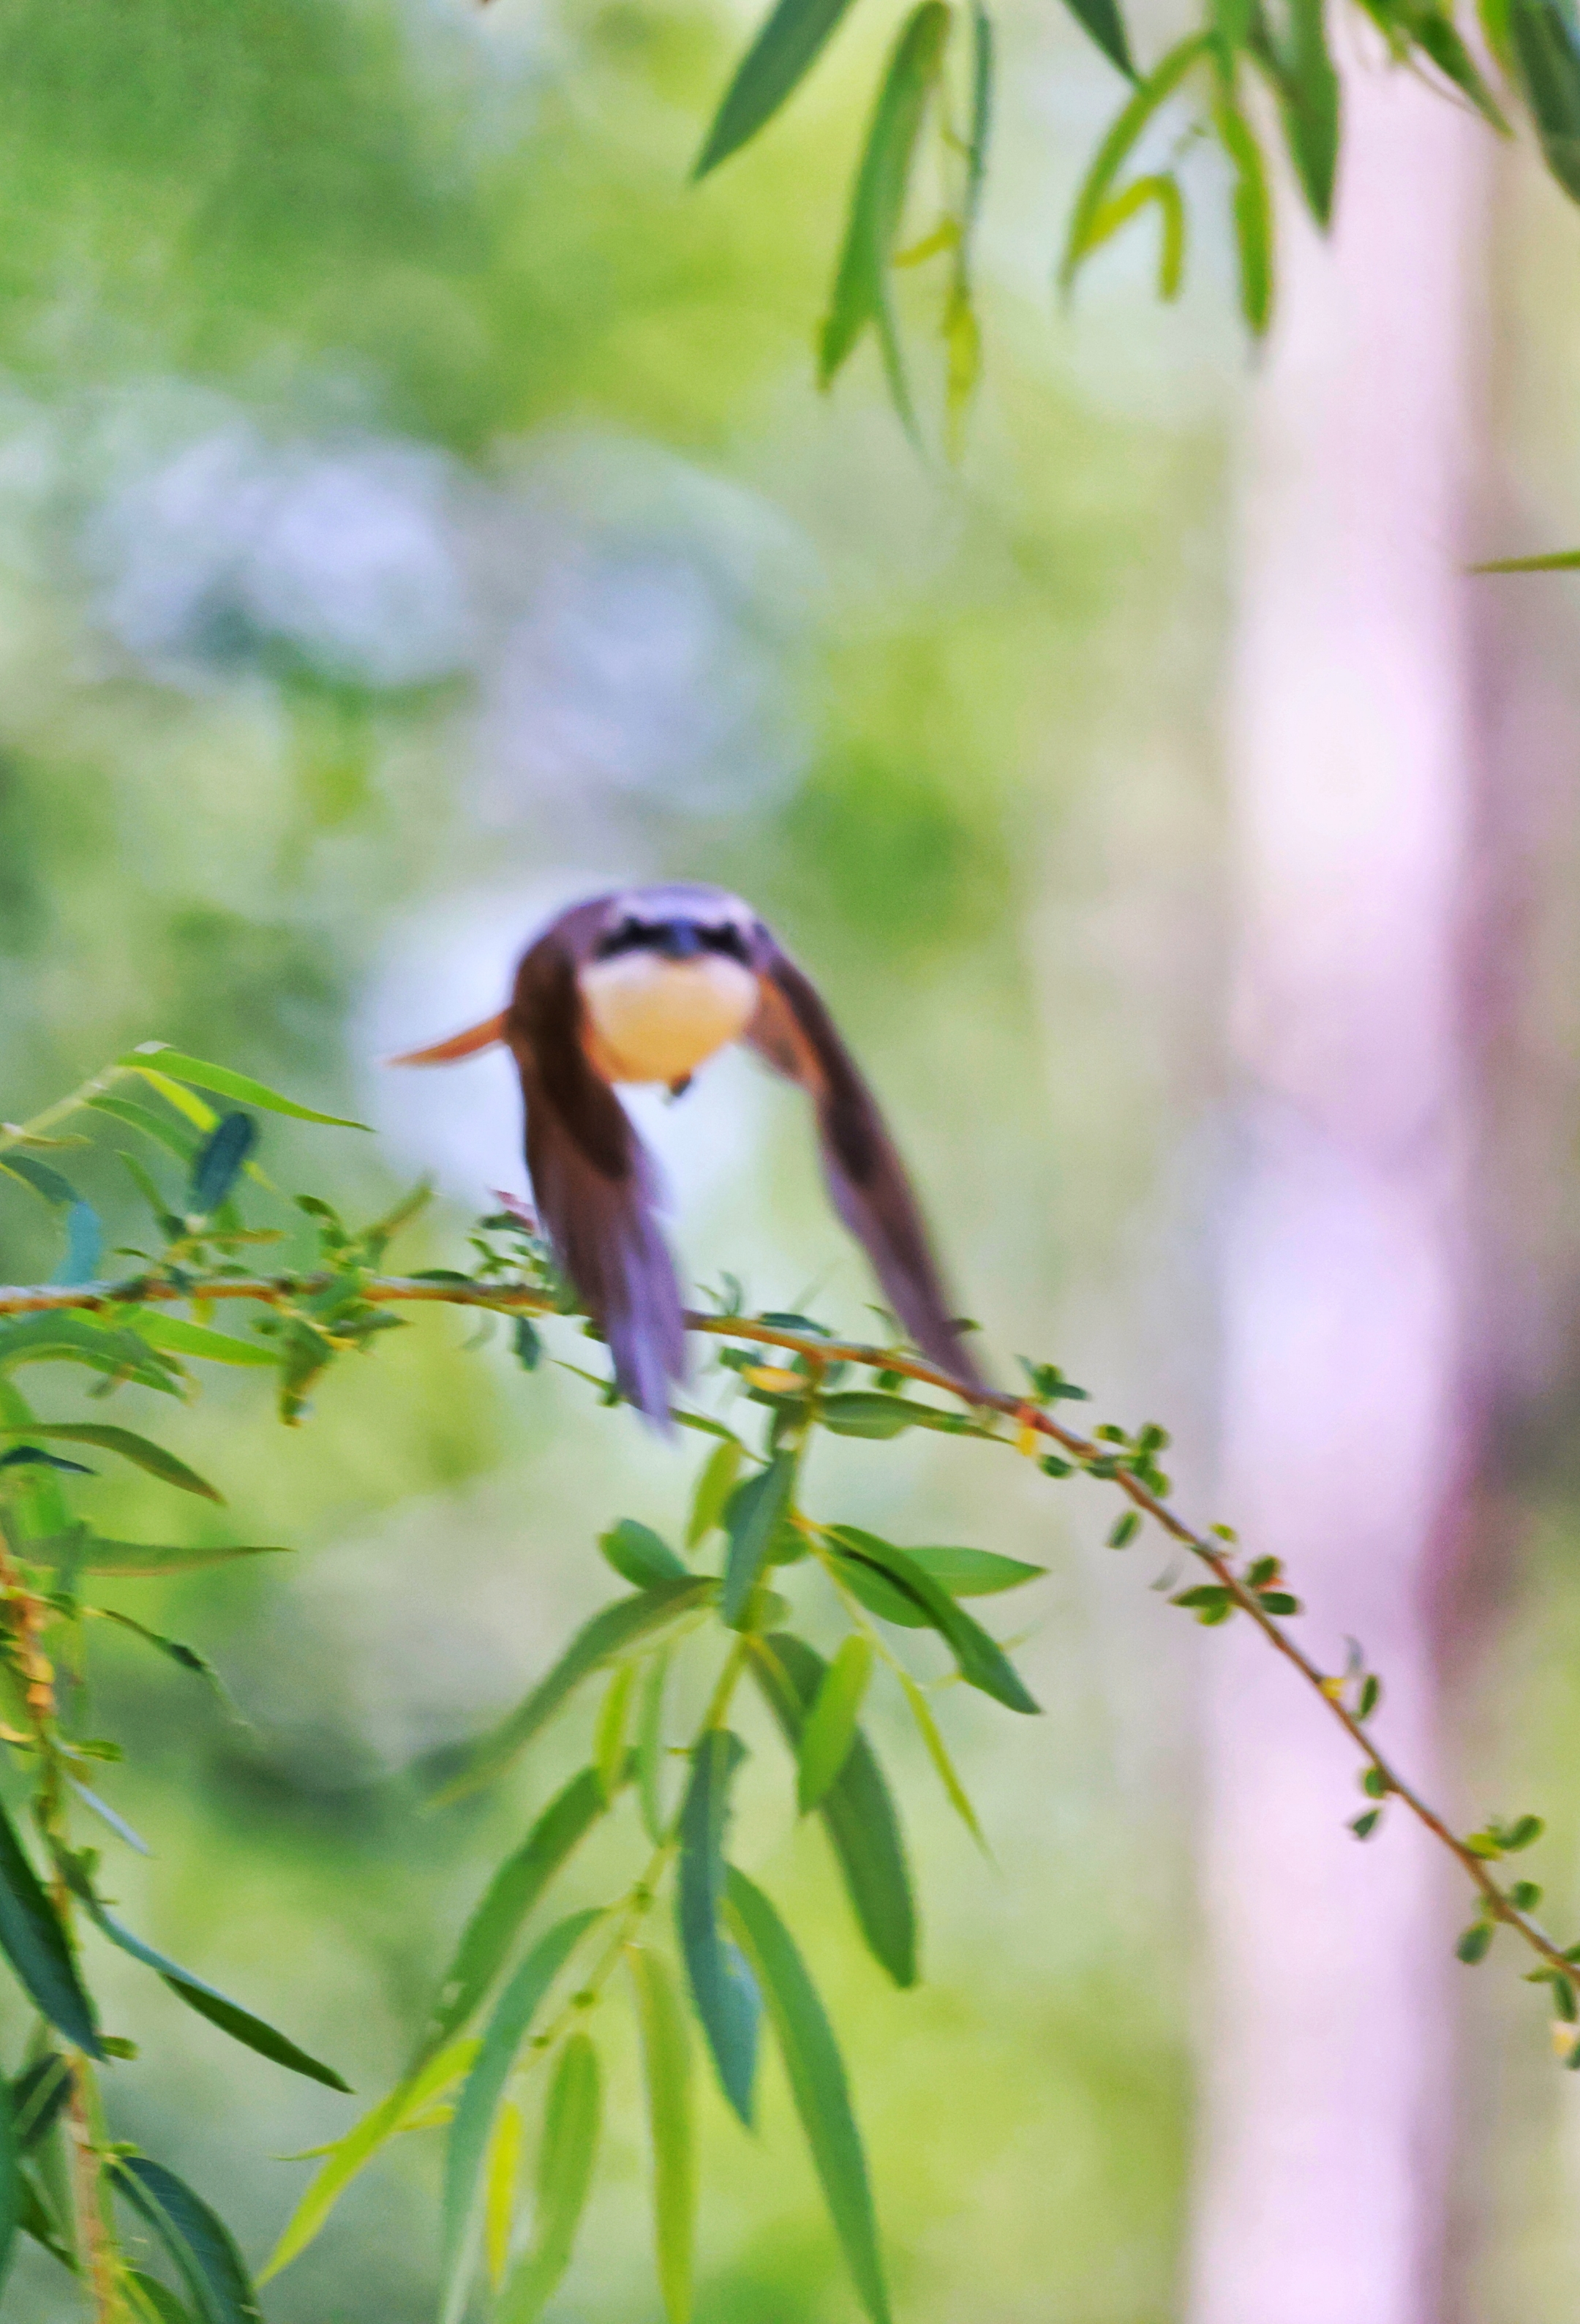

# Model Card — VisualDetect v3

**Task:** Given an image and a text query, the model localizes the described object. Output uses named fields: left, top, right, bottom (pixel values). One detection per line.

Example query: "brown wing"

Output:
left=744, top=930, right=988, bottom=1394
left=508, top=915, right=686, bottom=1424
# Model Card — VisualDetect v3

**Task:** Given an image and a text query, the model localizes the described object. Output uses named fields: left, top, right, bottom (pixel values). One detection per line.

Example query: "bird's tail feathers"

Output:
left=526, top=1103, right=687, bottom=1430
left=387, top=1014, right=508, bottom=1067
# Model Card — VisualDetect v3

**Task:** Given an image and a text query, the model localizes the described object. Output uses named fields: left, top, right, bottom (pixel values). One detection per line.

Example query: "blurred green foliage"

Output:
left=0, top=0, right=1224, bottom=2312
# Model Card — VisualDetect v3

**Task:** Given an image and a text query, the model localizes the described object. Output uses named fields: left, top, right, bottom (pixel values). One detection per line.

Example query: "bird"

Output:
left=390, top=883, right=986, bottom=1422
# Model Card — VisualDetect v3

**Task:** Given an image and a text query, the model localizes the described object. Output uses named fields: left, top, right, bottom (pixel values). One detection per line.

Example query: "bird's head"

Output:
left=594, top=887, right=754, bottom=968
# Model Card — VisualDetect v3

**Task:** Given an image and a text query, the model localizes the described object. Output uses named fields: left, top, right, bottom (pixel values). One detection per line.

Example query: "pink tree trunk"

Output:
left=1187, top=64, right=1489, bottom=2324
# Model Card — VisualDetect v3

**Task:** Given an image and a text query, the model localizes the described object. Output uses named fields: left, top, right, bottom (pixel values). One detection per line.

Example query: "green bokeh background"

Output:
left=10, top=0, right=1567, bottom=2314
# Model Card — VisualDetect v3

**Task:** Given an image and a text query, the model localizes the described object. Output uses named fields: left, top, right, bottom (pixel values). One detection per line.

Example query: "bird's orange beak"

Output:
left=387, top=1013, right=507, bottom=1067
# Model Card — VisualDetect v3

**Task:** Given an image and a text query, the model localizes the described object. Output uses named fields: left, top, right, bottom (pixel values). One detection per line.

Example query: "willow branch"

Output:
left=0, top=1267, right=1569, bottom=1988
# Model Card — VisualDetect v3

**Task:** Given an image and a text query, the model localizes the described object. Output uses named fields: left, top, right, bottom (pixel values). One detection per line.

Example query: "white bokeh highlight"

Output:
left=86, top=419, right=473, bottom=688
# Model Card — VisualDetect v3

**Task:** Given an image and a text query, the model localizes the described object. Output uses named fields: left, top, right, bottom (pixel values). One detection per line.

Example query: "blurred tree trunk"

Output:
left=1187, top=66, right=1489, bottom=2324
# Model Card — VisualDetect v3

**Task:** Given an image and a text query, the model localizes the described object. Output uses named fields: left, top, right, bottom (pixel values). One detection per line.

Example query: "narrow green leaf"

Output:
left=1215, top=0, right=1253, bottom=56
left=0, top=1317, right=179, bottom=1396
left=261, top=2041, right=478, bottom=2280
left=92, top=1606, right=230, bottom=1699
left=440, top=1911, right=601, bottom=2324
left=119, top=1148, right=178, bottom=1229
left=834, top=1556, right=930, bottom=1628
left=127, top=1315, right=276, bottom=1370
left=85, top=1094, right=197, bottom=1164
left=0, top=1383, right=71, bottom=1536
left=905, top=1546, right=1047, bottom=1597
left=965, top=0, right=993, bottom=222
left=819, top=0, right=952, bottom=425
left=497, top=2034, right=602, bottom=2324
left=0, top=2071, right=18, bottom=2297
left=188, top=1115, right=257, bottom=1216
left=0, top=1424, right=222, bottom=1503
left=1077, top=173, right=1186, bottom=301
left=17, top=2134, right=76, bottom=2269
left=1257, top=0, right=1340, bottom=225
left=15, top=2176, right=73, bottom=2279
left=686, top=1438, right=742, bottom=1549
left=766, top=1515, right=811, bottom=1566
left=628, top=1947, right=695, bottom=2324
left=1456, top=1921, right=1494, bottom=1963
left=726, top=1870, right=890, bottom=2324
left=695, top=0, right=863, bottom=178
left=120, top=1049, right=370, bottom=1131
left=797, top=1636, right=874, bottom=1813
left=749, top=1634, right=917, bottom=1987
left=0, top=1128, right=80, bottom=1151
left=419, top=1768, right=617, bottom=2064
left=821, top=1393, right=981, bottom=1439
left=1060, top=34, right=1211, bottom=289
left=110, top=2154, right=262, bottom=2324
left=1215, top=92, right=1275, bottom=331
left=827, top=1528, right=1040, bottom=1713
left=942, top=0, right=992, bottom=456
left=721, top=1453, right=797, bottom=1628
left=0, top=1795, right=100, bottom=2056
left=1472, top=546, right=1580, bottom=571
left=1509, top=0, right=1580, bottom=198
left=816, top=1392, right=921, bottom=1440
left=132, top=1072, right=217, bottom=1134
left=78, top=1888, right=348, bottom=2091
left=28, top=1533, right=286, bottom=1577
left=669, top=1410, right=742, bottom=1442
left=0, top=1448, right=92, bottom=1477
left=1056, top=0, right=1135, bottom=76
left=896, top=1669, right=988, bottom=1851
left=12, top=2056, right=72, bottom=2154
left=124, top=2271, right=197, bottom=2324
left=676, top=1731, right=760, bottom=2124
left=595, top=1665, right=636, bottom=1805
left=57, top=1202, right=102, bottom=1287
left=600, top=1520, right=689, bottom=1589
left=1411, top=7, right=1511, bottom=127
left=1479, top=0, right=1516, bottom=72
left=18, top=2067, right=72, bottom=2252
left=636, top=1649, right=672, bottom=1843
left=67, top=1778, right=152, bottom=1855
left=0, top=1154, right=78, bottom=1208
left=427, top=1579, right=715, bottom=1805
left=484, top=2098, right=522, bottom=2290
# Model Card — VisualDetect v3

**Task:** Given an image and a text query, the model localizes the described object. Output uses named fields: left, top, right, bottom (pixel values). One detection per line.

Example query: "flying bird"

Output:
left=391, top=884, right=985, bottom=1421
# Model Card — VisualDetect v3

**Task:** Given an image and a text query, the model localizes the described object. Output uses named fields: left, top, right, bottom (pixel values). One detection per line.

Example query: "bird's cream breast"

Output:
left=580, top=952, right=759, bottom=1084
